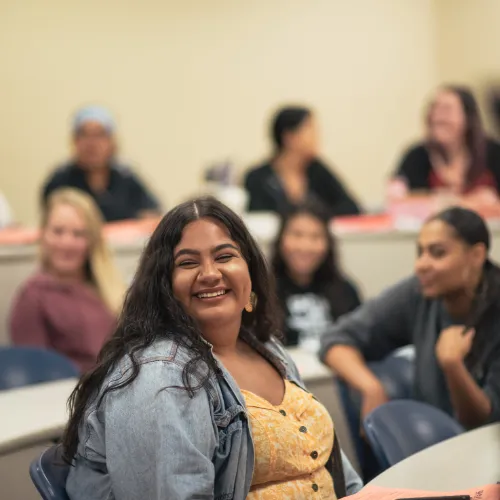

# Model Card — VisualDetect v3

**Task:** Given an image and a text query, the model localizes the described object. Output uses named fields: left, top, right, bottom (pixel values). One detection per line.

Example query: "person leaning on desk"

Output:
left=389, top=85, right=500, bottom=205
left=320, top=206, right=500, bottom=430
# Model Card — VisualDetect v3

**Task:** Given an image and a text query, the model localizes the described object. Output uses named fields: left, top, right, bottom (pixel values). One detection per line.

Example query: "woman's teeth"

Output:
left=197, top=290, right=227, bottom=299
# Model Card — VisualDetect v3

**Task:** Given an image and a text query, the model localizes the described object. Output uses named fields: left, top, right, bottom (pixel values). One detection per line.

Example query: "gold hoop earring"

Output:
left=244, top=291, right=257, bottom=312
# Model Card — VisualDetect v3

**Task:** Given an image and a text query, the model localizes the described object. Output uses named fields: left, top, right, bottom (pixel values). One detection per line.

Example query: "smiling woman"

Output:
left=62, top=196, right=362, bottom=500
left=9, top=188, right=126, bottom=372
left=321, top=206, right=500, bottom=434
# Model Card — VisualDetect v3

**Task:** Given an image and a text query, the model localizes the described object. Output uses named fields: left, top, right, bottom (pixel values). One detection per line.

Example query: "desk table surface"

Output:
left=370, top=422, right=500, bottom=490
left=0, top=378, right=77, bottom=455
left=287, top=347, right=332, bottom=381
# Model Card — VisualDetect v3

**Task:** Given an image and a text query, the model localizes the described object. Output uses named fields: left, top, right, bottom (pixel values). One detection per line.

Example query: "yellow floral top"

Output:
left=242, top=379, right=336, bottom=499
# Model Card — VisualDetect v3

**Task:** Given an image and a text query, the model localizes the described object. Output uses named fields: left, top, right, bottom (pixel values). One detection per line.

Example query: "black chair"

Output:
left=30, top=445, right=70, bottom=500
left=0, top=346, right=78, bottom=390
left=363, top=399, right=465, bottom=470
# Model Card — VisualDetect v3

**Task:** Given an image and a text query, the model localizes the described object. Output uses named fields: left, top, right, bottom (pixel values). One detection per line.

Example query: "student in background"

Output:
left=320, top=206, right=500, bottom=431
left=390, top=85, right=500, bottom=203
left=245, top=106, right=361, bottom=217
left=10, top=188, right=126, bottom=372
left=42, top=106, right=161, bottom=222
left=271, top=201, right=361, bottom=351
left=62, top=197, right=362, bottom=500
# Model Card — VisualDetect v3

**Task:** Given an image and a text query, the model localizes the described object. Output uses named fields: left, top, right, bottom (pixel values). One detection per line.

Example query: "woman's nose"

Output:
left=198, top=261, right=222, bottom=282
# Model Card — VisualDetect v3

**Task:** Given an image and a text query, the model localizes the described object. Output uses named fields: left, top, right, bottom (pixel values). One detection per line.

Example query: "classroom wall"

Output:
left=435, top=0, right=500, bottom=134
left=0, top=0, right=438, bottom=224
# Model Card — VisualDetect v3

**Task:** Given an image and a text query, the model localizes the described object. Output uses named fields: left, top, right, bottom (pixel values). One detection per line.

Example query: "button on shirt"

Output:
left=42, top=162, right=160, bottom=222
left=242, top=379, right=336, bottom=498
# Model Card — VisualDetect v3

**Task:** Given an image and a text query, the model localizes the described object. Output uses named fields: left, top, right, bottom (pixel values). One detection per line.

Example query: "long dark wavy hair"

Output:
left=429, top=206, right=500, bottom=372
left=271, top=201, right=351, bottom=320
left=426, top=85, right=487, bottom=185
left=62, top=196, right=279, bottom=462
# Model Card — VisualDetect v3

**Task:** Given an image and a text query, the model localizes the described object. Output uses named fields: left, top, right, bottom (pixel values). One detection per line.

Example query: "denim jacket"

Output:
left=66, top=334, right=362, bottom=500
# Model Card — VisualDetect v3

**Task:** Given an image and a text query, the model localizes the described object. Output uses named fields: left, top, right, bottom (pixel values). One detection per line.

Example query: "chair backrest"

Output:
left=30, top=445, right=70, bottom=500
left=363, top=400, right=465, bottom=469
left=370, top=352, right=415, bottom=400
left=0, top=346, right=79, bottom=390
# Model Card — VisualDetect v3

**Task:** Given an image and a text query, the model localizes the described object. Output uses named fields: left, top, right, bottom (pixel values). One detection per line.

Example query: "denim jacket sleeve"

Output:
left=102, top=360, right=217, bottom=499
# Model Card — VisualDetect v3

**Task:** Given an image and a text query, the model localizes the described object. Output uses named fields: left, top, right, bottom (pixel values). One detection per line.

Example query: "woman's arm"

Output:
left=320, top=278, right=417, bottom=416
left=441, top=361, right=492, bottom=428
left=103, top=361, right=218, bottom=499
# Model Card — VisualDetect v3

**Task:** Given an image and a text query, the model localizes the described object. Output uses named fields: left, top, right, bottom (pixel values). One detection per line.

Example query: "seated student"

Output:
left=390, top=85, right=500, bottom=204
left=42, top=106, right=161, bottom=222
left=10, top=188, right=126, bottom=372
left=272, top=201, right=361, bottom=350
left=63, top=196, right=362, bottom=499
left=245, top=106, right=361, bottom=217
left=320, top=206, right=500, bottom=432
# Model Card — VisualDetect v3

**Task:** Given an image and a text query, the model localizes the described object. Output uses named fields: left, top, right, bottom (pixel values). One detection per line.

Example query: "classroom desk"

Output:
left=0, top=378, right=77, bottom=455
left=370, top=422, right=500, bottom=490
left=0, top=379, right=77, bottom=500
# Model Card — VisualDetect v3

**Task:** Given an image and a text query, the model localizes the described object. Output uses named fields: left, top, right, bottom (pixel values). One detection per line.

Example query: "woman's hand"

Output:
left=360, top=380, right=390, bottom=421
left=435, top=325, right=475, bottom=368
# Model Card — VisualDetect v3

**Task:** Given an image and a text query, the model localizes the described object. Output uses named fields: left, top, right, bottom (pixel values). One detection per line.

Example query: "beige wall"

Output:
left=435, top=0, right=500, bottom=133
left=0, top=0, right=438, bottom=224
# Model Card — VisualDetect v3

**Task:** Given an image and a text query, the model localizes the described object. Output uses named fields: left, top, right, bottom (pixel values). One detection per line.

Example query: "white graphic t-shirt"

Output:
left=286, top=293, right=332, bottom=353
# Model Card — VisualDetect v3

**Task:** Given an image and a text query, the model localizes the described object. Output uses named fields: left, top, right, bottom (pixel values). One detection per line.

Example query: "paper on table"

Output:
left=350, top=484, right=500, bottom=500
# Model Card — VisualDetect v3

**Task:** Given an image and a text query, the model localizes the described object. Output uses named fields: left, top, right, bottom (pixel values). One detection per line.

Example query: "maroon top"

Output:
left=9, top=272, right=116, bottom=373
left=428, top=168, right=498, bottom=193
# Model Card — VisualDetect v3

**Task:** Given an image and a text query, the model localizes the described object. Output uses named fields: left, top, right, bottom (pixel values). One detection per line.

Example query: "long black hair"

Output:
left=271, top=106, right=312, bottom=152
left=62, top=196, right=279, bottom=462
left=271, top=200, right=353, bottom=320
left=426, top=85, right=487, bottom=185
left=429, top=206, right=500, bottom=372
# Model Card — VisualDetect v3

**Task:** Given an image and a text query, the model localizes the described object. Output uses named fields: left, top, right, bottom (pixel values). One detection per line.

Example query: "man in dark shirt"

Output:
left=42, top=106, right=161, bottom=222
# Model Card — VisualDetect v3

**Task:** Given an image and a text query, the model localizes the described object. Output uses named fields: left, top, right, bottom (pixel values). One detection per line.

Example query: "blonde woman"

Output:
left=9, top=188, right=125, bottom=372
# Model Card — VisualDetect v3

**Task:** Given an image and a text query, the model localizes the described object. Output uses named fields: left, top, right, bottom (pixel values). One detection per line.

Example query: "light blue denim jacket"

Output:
left=66, top=335, right=362, bottom=499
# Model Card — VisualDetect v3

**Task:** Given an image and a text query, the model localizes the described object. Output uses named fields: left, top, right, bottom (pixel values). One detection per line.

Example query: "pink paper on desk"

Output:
left=351, top=484, right=499, bottom=500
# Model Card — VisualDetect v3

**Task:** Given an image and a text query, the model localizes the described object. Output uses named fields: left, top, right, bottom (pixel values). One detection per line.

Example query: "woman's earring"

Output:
left=245, top=291, right=257, bottom=312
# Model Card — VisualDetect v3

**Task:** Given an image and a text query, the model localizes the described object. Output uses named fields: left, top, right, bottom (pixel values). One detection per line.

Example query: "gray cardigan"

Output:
left=67, top=335, right=362, bottom=500
left=319, top=276, right=500, bottom=423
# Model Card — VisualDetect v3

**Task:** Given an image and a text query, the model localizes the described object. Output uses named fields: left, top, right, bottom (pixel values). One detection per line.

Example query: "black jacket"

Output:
left=244, top=159, right=361, bottom=217
left=42, top=162, right=160, bottom=222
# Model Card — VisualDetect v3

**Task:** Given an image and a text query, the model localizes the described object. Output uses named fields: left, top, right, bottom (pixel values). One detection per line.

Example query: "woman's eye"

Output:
left=178, top=260, right=198, bottom=268
left=430, top=248, right=446, bottom=258
left=216, top=254, right=233, bottom=262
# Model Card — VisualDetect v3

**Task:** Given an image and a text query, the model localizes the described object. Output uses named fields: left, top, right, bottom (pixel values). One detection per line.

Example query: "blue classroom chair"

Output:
left=30, top=445, right=70, bottom=500
left=0, top=346, right=78, bottom=390
left=363, top=399, right=465, bottom=470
